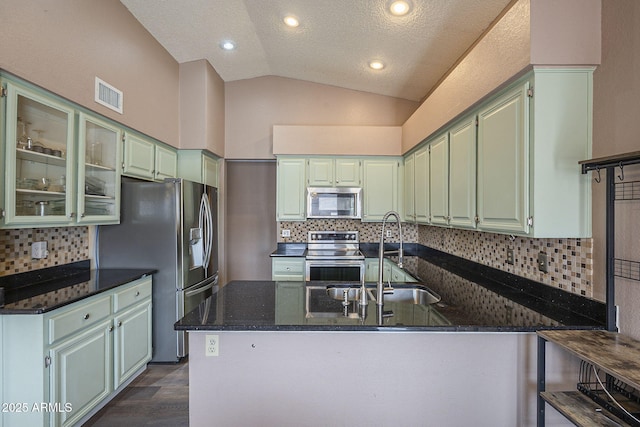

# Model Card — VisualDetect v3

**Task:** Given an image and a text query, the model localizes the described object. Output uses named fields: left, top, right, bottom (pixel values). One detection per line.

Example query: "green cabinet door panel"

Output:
left=362, top=159, right=399, bottom=221
left=429, top=134, right=449, bottom=226
left=307, top=158, right=334, bottom=186
left=155, top=144, right=178, bottom=181
left=277, top=158, right=306, bottom=220
left=123, top=133, right=155, bottom=180
left=448, top=115, right=477, bottom=229
left=334, top=158, right=361, bottom=186
left=403, top=153, right=415, bottom=222
left=49, top=320, right=112, bottom=427
left=477, top=82, right=529, bottom=234
left=414, top=146, right=430, bottom=224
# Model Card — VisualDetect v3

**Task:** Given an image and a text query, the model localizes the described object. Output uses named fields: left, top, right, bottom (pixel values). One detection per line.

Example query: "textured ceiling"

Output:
left=120, top=0, right=513, bottom=102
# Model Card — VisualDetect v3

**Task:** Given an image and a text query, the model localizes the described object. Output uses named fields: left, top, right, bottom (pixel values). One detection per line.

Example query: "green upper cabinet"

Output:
left=2, top=79, right=76, bottom=227
left=307, top=157, right=361, bottom=187
left=123, top=132, right=177, bottom=182
left=277, top=157, right=306, bottom=221
left=404, top=67, right=592, bottom=238
left=477, top=68, right=593, bottom=237
left=362, top=158, right=400, bottom=221
left=429, top=133, right=449, bottom=226
left=177, top=149, right=219, bottom=187
left=403, top=152, right=415, bottom=222
left=334, top=158, right=361, bottom=186
left=448, top=114, right=477, bottom=229
left=413, top=145, right=430, bottom=224
left=77, top=113, right=122, bottom=225
left=477, top=82, right=529, bottom=234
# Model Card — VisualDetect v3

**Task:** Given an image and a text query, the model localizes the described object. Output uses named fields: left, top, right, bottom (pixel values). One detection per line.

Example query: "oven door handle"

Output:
left=185, top=275, right=218, bottom=298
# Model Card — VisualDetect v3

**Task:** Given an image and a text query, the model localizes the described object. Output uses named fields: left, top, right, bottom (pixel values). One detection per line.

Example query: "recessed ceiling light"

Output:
left=389, top=0, right=411, bottom=16
left=220, top=40, right=236, bottom=51
left=369, top=60, right=385, bottom=70
left=283, top=15, right=299, bottom=27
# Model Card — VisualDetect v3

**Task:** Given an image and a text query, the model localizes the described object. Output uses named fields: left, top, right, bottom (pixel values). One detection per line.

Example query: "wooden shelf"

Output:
left=538, top=330, right=640, bottom=426
left=541, top=391, right=628, bottom=427
left=538, top=330, right=640, bottom=390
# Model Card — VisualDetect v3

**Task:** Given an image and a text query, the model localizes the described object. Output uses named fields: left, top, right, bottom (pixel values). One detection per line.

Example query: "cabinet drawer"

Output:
left=114, top=277, right=152, bottom=313
left=48, top=295, right=111, bottom=345
left=272, top=258, right=305, bottom=275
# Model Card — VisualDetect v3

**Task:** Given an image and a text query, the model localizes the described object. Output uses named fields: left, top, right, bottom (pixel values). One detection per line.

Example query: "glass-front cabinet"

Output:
left=4, top=80, right=76, bottom=226
left=2, top=77, right=122, bottom=227
left=77, top=113, right=121, bottom=224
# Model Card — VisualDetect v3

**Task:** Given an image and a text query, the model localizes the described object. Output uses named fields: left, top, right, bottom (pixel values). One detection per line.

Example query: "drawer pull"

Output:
left=83, top=313, right=90, bottom=320
left=117, top=321, right=122, bottom=328
left=109, top=325, right=114, bottom=332
left=135, top=291, right=140, bottom=297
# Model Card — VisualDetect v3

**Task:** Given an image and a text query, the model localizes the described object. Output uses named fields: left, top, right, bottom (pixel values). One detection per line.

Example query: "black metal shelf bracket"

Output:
left=579, top=150, right=640, bottom=332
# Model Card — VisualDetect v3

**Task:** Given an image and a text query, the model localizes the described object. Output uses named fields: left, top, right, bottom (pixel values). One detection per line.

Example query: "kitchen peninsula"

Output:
left=176, top=247, right=605, bottom=426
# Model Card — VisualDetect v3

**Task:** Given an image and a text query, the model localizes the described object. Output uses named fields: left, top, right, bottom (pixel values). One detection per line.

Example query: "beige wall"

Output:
left=273, top=125, right=402, bottom=156
left=0, top=0, right=179, bottom=146
left=592, top=0, right=640, bottom=338
left=224, top=76, right=419, bottom=159
left=402, top=0, right=602, bottom=153
left=179, top=60, right=225, bottom=155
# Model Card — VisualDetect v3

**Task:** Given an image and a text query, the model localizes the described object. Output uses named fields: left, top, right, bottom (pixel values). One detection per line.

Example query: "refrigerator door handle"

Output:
left=199, top=192, right=213, bottom=271
left=185, top=275, right=217, bottom=298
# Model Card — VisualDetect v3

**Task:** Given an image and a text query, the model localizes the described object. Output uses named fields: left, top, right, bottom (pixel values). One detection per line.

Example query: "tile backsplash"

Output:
left=278, top=220, right=593, bottom=298
left=0, top=227, right=90, bottom=276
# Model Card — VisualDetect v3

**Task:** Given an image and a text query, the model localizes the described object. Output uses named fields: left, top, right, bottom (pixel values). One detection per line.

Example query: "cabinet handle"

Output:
left=286, top=267, right=291, bottom=271
left=109, top=325, right=114, bottom=332
left=68, top=212, right=76, bottom=218
left=117, top=321, right=122, bottom=327
left=83, top=313, right=90, bottom=320
left=135, top=291, right=140, bottom=297
left=80, top=213, right=85, bottom=218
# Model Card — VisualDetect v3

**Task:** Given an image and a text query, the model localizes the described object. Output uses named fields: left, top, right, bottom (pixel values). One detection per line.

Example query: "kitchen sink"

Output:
left=326, top=284, right=441, bottom=305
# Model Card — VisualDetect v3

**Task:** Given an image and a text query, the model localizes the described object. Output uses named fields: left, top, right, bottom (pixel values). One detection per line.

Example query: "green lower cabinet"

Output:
left=365, top=258, right=416, bottom=283
left=0, top=276, right=152, bottom=427
left=49, top=320, right=112, bottom=427
left=275, top=282, right=305, bottom=324
left=113, top=302, right=152, bottom=388
left=272, top=257, right=305, bottom=281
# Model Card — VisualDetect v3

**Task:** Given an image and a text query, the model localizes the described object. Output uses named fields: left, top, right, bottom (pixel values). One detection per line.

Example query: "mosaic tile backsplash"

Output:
left=278, top=220, right=593, bottom=298
left=0, top=227, right=90, bottom=276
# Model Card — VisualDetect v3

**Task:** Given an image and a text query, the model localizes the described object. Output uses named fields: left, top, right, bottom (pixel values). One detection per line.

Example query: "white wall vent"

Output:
left=95, top=77, right=123, bottom=114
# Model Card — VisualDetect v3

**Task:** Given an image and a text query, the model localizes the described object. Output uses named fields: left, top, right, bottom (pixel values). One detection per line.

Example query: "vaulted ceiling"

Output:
left=121, top=0, right=513, bottom=102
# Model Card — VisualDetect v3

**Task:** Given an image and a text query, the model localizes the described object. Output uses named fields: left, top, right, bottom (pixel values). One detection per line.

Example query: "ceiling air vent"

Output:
left=95, top=77, right=123, bottom=114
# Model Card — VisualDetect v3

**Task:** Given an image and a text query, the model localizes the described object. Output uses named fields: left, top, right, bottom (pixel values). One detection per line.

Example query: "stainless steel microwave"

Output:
left=307, top=187, right=362, bottom=219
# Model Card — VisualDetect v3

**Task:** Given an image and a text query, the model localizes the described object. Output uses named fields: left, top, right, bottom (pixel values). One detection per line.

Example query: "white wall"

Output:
left=188, top=331, right=578, bottom=427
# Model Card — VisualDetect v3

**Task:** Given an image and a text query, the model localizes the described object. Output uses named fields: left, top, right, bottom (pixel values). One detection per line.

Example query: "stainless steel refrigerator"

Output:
left=97, top=177, right=218, bottom=362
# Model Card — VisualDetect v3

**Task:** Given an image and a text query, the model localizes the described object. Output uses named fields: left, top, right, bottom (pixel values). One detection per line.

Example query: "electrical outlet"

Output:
left=386, top=230, right=392, bottom=238
left=205, top=334, right=219, bottom=357
left=506, top=248, right=514, bottom=265
left=31, top=241, right=48, bottom=259
left=281, top=229, right=291, bottom=238
left=537, top=252, right=548, bottom=273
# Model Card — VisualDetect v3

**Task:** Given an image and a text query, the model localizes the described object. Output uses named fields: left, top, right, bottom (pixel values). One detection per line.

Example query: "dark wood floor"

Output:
left=84, top=361, right=189, bottom=426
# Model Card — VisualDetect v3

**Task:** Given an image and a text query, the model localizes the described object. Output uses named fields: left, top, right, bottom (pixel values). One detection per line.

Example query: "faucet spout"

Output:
left=377, top=211, right=404, bottom=307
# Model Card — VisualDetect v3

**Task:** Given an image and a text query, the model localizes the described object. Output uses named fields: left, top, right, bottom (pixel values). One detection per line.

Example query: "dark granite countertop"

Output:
left=0, top=260, right=154, bottom=314
left=176, top=276, right=605, bottom=333
left=270, top=243, right=307, bottom=257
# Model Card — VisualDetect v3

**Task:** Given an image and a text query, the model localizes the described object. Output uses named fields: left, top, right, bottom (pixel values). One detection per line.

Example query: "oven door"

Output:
left=305, top=259, right=364, bottom=282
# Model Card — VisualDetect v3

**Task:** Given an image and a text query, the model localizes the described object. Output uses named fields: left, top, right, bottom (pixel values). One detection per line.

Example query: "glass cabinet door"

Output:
left=4, top=81, right=75, bottom=226
left=77, top=113, right=121, bottom=224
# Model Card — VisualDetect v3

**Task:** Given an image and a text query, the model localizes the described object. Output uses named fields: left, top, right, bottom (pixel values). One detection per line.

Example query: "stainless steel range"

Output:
left=305, top=231, right=365, bottom=282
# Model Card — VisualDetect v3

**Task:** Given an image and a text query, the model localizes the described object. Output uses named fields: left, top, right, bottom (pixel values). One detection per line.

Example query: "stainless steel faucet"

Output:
left=376, top=211, right=403, bottom=307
